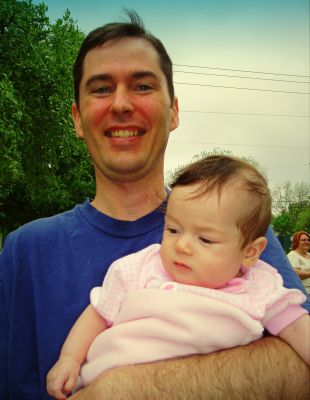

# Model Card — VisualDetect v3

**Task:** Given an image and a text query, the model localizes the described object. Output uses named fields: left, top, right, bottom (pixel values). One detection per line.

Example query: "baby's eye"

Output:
left=199, top=237, right=212, bottom=244
left=165, top=227, right=178, bottom=235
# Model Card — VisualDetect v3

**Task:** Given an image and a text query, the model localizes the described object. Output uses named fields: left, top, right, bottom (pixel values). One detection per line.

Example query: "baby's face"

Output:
left=160, top=183, right=248, bottom=288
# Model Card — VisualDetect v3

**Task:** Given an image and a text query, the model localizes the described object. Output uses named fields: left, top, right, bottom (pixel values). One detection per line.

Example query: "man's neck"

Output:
left=91, top=176, right=167, bottom=221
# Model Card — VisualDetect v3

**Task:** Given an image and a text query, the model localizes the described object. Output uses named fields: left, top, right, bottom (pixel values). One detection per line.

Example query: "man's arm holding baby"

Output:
left=70, top=336, right=310, bottom=400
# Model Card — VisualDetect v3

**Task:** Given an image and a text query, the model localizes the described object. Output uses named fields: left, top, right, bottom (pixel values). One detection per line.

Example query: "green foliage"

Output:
left=280, top=205, right=310, bottom=235
left=294, top=208, right=310, bottom=233
left=0, top=75, right=24, bottom=198
left=271, top=181, right=309, bottom=237
left=0, top=0, right=95, bottom=235
left=271, top=212, right=293, bottom=235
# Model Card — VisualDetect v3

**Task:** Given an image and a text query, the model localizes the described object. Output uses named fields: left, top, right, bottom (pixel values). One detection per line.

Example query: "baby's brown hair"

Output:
left=171, top=155, right=272, bottom=248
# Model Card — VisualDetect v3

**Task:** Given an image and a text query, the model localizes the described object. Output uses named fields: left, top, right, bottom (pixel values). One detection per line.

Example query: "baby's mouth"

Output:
left=174, top=262, right=192, bottom=272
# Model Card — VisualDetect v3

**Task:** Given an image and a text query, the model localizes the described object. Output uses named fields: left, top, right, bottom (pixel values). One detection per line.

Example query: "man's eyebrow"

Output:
left=85, top=74, right=112, bottom=88
left=131, top=70, right=160, bottom=81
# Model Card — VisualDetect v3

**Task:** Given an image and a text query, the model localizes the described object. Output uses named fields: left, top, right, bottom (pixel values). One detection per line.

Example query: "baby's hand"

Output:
left=46, top=355, right=81, bottom=399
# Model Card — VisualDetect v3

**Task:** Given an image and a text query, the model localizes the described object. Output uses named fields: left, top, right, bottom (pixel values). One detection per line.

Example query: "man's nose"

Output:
left=175, top=235, right=193, bottom=255
left=110, top=86, right=134, bottom=114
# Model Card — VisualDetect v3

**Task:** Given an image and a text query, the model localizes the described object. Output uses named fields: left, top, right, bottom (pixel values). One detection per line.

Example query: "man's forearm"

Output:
left=71, top=337, right=310, bottom=400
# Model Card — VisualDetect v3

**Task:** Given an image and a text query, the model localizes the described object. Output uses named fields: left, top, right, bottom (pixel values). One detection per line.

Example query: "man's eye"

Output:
left=136, top=84, right=152, bottom=91
left=93, top=86, right=113, bottom=94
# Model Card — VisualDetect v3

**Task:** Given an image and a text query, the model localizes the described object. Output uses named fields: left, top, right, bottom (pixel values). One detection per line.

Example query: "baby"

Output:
left=47, top=155, right=309, bottom=399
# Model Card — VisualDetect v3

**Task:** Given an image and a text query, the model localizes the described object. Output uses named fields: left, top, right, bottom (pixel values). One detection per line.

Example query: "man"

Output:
left=0, top=11, right=309, bottom=400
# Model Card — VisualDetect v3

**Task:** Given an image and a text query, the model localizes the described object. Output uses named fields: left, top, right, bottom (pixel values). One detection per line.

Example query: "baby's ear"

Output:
left=242, top=237, right=267, bottom=268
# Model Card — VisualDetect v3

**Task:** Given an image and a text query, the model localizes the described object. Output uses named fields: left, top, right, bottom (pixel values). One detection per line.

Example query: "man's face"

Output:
left=72, top=37, right=179, bottom=183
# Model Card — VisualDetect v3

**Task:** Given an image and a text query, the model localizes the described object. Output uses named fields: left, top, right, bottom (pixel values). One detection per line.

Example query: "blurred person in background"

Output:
left=287, top=231, right=310, bottom=294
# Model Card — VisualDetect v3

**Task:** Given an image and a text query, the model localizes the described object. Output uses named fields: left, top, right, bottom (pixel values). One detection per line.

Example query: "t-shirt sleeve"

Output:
left=89, top=244, right=161, bottom=325
left=90, top=260, right=127, bottom=326
left=260, top=264, right=308, bottom=334
left=264, top=305, right=307, bottom=335
left=261, top=226, right=309, bottom=313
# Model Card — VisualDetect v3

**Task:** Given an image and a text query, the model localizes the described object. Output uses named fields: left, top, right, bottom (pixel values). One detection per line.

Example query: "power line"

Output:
left=173, top=63, right=310, bottom=78
left=267, top=163, right=310, bottom=169
left=174, top=70, right=310, bottom=84
left=180, top=110, right=309, bottom=118
left=174, top=81, right=310, bottom=95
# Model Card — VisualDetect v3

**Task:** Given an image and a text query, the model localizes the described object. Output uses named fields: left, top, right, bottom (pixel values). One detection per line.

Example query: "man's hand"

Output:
left=46, top=355, right=81, bottom=400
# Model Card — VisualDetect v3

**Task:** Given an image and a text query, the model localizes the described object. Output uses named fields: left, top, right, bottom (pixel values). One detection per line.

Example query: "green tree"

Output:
left=294, top=208, right=310, bottom=232
left=271, top=181, right=309, bottom=215
left=271, top=212, right=293, bottom=236
left=271, top=181, right=309, bottom=236
left=0, top=0, right=95, bottom=238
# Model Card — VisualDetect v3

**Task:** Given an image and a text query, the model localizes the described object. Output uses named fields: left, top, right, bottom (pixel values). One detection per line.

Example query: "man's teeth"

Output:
left=110, top=130, right=142, bottom=138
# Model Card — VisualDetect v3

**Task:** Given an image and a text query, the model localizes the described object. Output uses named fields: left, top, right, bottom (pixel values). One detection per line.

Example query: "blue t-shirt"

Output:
left=0, top=200, right=309, bottom=399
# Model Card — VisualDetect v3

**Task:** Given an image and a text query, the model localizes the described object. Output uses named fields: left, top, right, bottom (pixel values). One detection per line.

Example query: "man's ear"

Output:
left=169, top=96, right=179, bottom=133
left=72, top=103, right=84, bottom=139
left=242, top=237, right=267, bottom=268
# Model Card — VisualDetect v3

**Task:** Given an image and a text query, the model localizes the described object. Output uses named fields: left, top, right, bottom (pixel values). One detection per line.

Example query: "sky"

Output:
left=34, top=0, right=310, bottom=188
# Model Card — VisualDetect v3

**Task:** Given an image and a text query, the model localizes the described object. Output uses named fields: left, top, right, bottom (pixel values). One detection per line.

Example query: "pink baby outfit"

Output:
left=80, top=244, right=307, bottom=386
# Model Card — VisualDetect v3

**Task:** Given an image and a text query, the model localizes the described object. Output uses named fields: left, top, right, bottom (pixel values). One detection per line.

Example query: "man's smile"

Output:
left=105, top=129, right=145, bottom=138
